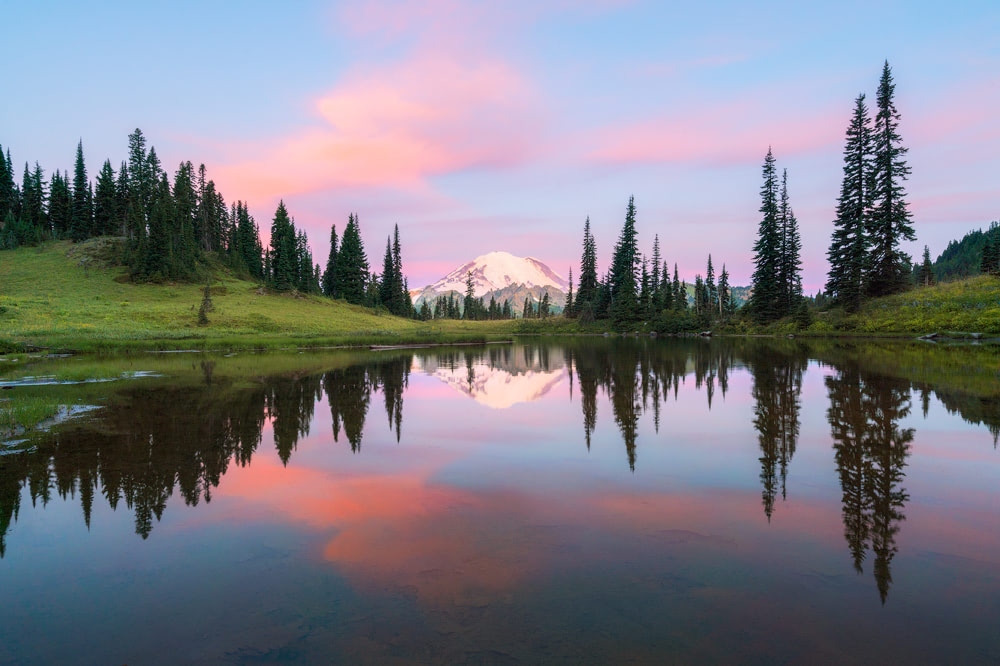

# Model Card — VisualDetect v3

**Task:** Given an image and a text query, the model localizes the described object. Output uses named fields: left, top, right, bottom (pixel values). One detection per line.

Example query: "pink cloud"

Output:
left=211, top=53, right=541, bottom=209
left=588, top=101, right=844, bottom=168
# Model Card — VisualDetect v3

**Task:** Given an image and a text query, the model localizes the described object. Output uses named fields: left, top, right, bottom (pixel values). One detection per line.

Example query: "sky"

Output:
left=3, top=0, right=998, bottom=291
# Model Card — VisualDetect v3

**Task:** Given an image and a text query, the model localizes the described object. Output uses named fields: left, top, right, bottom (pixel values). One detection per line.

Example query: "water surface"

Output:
left=1, top=338, right=999, bottom=663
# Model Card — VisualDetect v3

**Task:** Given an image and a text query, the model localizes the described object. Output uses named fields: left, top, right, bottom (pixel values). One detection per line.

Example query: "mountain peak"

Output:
left=418, top=251, right=568, bottom=298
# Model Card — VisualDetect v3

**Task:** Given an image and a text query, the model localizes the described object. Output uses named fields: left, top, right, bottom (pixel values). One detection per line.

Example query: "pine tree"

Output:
left=522, top=294, right=534, bottom=319
left=661, top=260, right=673, bottom=311
left=322, top=224, right=338, bottom=297
left=269, top=201, right=296, bottom=290
left=651, top=234, right=662, bottom=308
left=705, top=254, right=717, bottom=313
left=748, top=148, right=782, bottom=322
left=576, top=216, right=599, bottom=314
left=389, top=224, right=407, bottom=315
left=610, top=195, right=640, bottom=327
left=93, top=159, right=117, bottom=236
left=718, top=264, right=732, bottom=317
left=379, top=236, right=396, bottom=308
left=827, top=94, right=873, bottom=311
left=0, top=143, right=14, bottom=223
left=564, top=266, right=574, bottom=316
left=140, top=174, right=174, bottom=280
left=777, top=170, right=803, bottom=314
left=334, top=213, right=369, bottom=304
left=48, top=169, right=71, bottom=238
left=916, top=245, right=935, bottom=286
left=639, top=255, right=650, bottom=319
left=982, top=236, right=999, bottom=275
left=672, top=264, right=685, bottom=311
left=172, top=161, right=198, bottom=277
left=540, top=291, right=550, bottom=319
left=70, top=140, right=92, bottom=241
left=867, top=61, right=915, bottom=297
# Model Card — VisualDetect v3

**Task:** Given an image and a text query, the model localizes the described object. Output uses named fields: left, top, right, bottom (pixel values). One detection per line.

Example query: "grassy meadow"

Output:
left=0, top=240, right=517, bottom=352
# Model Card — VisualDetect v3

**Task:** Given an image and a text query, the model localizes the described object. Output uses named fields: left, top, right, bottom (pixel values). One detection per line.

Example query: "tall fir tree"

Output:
left=867, top=61, right=915, bottom=297
left=269, top=201, right=296, bottom=291
left=748, top=148, right=782, bottom=322
left=827, top=94, right=874, bottom=311
left=609, top=196, right=640, bottom=327
left=576, top=216, right=599, bottom=314
left=777, top=169, right=803, bottom=315
left=93, top=159, right=117, bottom=236
left=333, top=213, right=369, bottom=304
left=718, top=264, right=732, bottom=316
left=705, top=254, right=717, bottom=313
left=322, top=223, right=338, bottom=297
left=564, top=266, right=574, bottom=316
left=916, top=245, right=935, bottom=286
left=379, top=236, right=396, bottom=308
left=69, top=140, right=92, bottom=241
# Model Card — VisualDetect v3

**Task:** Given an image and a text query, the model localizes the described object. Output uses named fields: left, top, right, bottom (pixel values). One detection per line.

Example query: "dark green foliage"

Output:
left=915, top=245, right=935, bottom=286
left=93, top=160, right=117, bottom=236
left=705, top=255, right=717, bottom=313
left=575, top=216, right=599, bottom=317
left=748, top=149, right=782, bottom=322
left=867, top=61, right=914, bottom=297
left=827, top=94, right=873, bottom=311
left=777, top=170, right=802, bottom=314
left=718, top=264, right=734, bottom=317
left=49, top=170, right=72, bottom=238
left=268, top=201, right=296, bottom=291
left=609, top=196, right=640, bottom=328
left=69, top=141, right=93, bottom=241
left=198, top=279, right=213, bottom=326
left=672, top=265, right=686, bottom=311
left=333, top=213, right=369, bottom=305
left=564, top=267, right=574, bottom=316
left=322, top=224, right=339, bottom=297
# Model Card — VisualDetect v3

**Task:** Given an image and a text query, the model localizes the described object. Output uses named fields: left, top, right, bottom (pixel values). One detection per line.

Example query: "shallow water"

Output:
left=1, top=338, right=999, bottom=664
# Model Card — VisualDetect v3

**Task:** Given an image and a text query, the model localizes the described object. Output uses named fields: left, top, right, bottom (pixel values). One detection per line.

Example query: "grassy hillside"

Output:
left=0, top=240, right=515, bottom=351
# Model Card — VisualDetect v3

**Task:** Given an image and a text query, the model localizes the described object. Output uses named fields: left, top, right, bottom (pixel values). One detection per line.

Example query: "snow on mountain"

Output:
left=419, top=251, right=568, bottom=298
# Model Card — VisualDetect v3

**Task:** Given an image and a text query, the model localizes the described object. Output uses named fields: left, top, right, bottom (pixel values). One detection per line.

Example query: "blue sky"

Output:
left=3, top=1, right=998, bottom=289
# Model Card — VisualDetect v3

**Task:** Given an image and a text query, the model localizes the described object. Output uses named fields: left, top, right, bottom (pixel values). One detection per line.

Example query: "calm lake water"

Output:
left=1, top=338, right=999, bottom=664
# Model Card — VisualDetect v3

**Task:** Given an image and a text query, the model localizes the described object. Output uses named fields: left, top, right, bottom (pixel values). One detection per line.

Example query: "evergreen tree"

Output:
left=333, top=213, right=369, bottom=304
left=777, top=170, right=803, bottom=314
left=522, top=294, right=534, bottom=319
left=650, top=234, right=662, bottom=308
left=867, top=61, right=915, bottom=297
left=93, top=159, right=117, bottom=236
left=672, top=264, right=685, bottom=311
left=916, top=245, right=935, bottom=286
left=564, top=266, right=574, bottom=316
left=379, top=236, right=396, bottom=307
left=269, top=201, right=296, bottom=291
left=576, top=216, right=599, bottom=315
left=139, top=174, right=174, bottom=280
left=70, top=140, right=92, bottom=241
left=322, top=224, right=338, bottom=297
left=827, top=94, right=873, bottom=311
left=389, top=224, right=407, bottom=315
left=748, top=148, right=782, bottom=322
left=610, top=196, right=640, bottom=327
left=540, top=291, right=550, bottom=319
left=48, top=169, right=71, bottom=238
left=661, top=260, right=673, bottom=311
left=705, top=254, right=717, bottom=313
left=718, top=264, right=732, bottom=317
left=0, top=143, right=14, bottom=223
left=981, top=235, right=999, bottom=275
left=639, top=255, right=650, bottom=319
left=172, top=161, right=198, bottom=276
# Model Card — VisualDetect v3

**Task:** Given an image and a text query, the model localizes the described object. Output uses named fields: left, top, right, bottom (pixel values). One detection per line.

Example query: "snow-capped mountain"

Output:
left=411, top=251, right=569, bottom=313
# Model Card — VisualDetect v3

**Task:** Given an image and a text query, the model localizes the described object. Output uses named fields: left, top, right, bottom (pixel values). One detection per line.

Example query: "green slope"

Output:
left=0, top=240, right=513, bottom=351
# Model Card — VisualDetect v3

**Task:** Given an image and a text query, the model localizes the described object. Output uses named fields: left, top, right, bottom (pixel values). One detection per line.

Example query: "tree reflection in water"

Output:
left=1, top=339, right=995, bottom=604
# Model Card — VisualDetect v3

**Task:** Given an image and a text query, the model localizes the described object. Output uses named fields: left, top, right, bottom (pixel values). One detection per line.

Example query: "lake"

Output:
left=1, top=338, right=999, bottom=664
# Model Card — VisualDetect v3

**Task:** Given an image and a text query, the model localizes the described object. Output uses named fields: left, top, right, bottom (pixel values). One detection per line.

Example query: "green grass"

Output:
left=0, top=240, right=517, bottom=352
left=837, top=275, right=1000, bottom=334
left=0, top=395, right=64, bottom=434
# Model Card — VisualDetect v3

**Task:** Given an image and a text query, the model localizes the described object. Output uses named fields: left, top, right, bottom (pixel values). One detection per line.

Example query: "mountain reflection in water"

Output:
left=1, top=338, right=999, bottom=663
